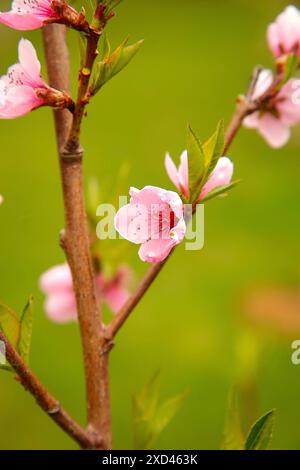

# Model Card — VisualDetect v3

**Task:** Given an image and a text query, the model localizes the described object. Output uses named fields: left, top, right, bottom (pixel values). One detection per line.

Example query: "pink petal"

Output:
left=0, top=0, right=55, bottom=30
left=277, top=100, right=300, bottom=126
left=18, top=38, right=44, bottom=87
left=0, top=12, right=44, bottom=30
left=45, top=292, right=77, bottom=324
left=276, top=6, right=300, bottom=52
left=251, top=69, right=274, bottom=100
left=178, top=150, right=189, bottom=197
left=243, top=111, right=260, bottom=129
left=199, top=157, right=234, bottom=200
left=138, top=238, right=177, bottom=263
left=114, top=203, right=150, bottom=244
left=159, top=189, right=185, bottom=220
left=267, top=23, right=281, bottom=57
left=39, top=263, right=73, bottom=295
left=169, top=217, right=186, bottom=244
left=165, top=152, right=180, bottom=191
left=130, top=185, right=166, bottom=210
left=1, top=85, right=42, bottom=115
left=0, top=85, right=42, bottom=118
left=258, top=113, right=291, bottom=148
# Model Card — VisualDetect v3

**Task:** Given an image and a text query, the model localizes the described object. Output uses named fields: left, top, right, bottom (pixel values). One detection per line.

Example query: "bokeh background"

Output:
left=1, top=0, right=300, bottom=450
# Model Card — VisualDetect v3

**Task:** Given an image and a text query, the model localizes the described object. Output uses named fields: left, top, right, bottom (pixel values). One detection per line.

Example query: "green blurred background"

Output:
left=1, top=0, right=300, bottom=450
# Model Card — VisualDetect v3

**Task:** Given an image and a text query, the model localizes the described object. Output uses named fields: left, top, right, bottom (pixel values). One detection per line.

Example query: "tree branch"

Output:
left=0, top=330, right=101, bottom=449
left=43, top=23, right=111, bottom=448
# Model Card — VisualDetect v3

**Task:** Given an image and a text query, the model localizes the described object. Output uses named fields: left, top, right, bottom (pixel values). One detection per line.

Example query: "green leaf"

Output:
left=102, top=34, right=111, bottom=60
left=136, top=371, right=161, bottom=418
left=153, top=389, right=189, bottom=437
left=187, top=125, right=205, bottom=204
left=221, top=387, right=245, bottom=450
left=92, top=39, right=143, bottom=94
left=18, top=296, right=34, bottom=364
left=133, top=373, right=188, bottom=450
left=200, top=180, right=240, bottom=203
left=202, top=120, right=225, bottom=176
left=282, top=53, right=298, bottom=85
left=111, top=40, right=144, bottom=77
left=245, top=410, right=275, bottom=450
left=0, top=301, right=20, bottom=348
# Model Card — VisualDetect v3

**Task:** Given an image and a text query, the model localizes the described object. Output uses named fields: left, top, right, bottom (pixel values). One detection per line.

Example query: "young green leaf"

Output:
left=245, top=410, right=275, bottom=450
left=187, top=125, right=205, bottom=204
left=202, top=119, right=225, bottom=177
left=281, top=53, right=298, bottom=85
left=0, top=301, right=20, bottom=348
left=111, top=40, right=144, bottom=77
left=221, top=387, right=245, bottom=450
left=102, top=34, right=111, bottom=60
left=92, top=39, right=143, bottom=94
left=153, top=389, right=189, bottom=437
left=200, top=180, right=240, bottom=203
left=133, top=373, right=188, bottom=450
left=18, top=296, right=34, bottom=364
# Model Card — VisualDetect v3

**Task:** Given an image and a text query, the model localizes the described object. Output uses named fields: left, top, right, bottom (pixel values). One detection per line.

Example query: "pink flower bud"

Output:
left=115, top=186, right=186, bottom=263
left=199, top=157, right=234, bottom=200
left=165, top=151, right=189, bottom=198
left=267, top=5, right=300, bottom=59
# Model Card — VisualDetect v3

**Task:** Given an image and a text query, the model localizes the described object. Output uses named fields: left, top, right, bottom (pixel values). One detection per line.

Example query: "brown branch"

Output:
left=224, top=97, right=256, bottom=154
left=42, top=25, right=72, bottom=150
left=43, top=18, right=111, bottom=449
left=0, top=330, right=101, bottom=449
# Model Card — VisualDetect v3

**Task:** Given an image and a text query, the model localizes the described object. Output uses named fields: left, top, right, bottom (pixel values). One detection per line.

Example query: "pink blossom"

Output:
left=115, top=186, right=186, bottom=263
left=0, top=0, right=58, bottom=30
left=165, top=152, right=234, bottom=201
left=39, top=263, right=131, bottom=324
left=165, top=150, right=189, bottom=198
left=0, top=195, right=3, bottom=205
left=267, top=5, right=300, bottom=59
left=0, top=39, right=72, bottom=119
left=0, top=0, right=82, bottom=31
left=243, top=69, right=300, bottom=148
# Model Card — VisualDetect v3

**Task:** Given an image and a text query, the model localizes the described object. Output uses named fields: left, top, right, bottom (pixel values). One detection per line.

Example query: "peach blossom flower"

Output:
left=243, top=69, right=300, bottom=148
left=267, top=5, right=300, bottom=59
left=39, top=263, right=131, bottom=323
left=115, top=186, right=186, bottom=263
left=0, top=0, right=78, bottom=31
left=0, top=39, right=72, bottom=119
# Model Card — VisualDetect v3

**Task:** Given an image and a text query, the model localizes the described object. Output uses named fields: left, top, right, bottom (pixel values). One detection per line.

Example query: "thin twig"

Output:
left=0, top=330, right=101, bottom=449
